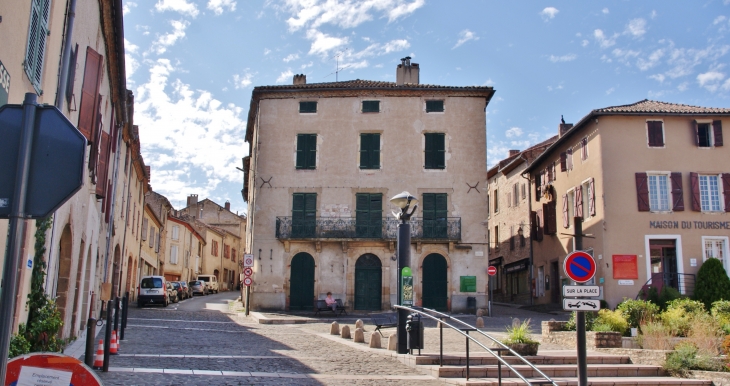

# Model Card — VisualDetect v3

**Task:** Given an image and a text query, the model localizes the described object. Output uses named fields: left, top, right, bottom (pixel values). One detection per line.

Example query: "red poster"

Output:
left=613, top=255, right=638, bottom=279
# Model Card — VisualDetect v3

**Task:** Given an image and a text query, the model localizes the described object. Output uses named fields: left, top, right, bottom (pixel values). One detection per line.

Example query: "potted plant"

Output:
left=501, top=318, right=539, bottom=356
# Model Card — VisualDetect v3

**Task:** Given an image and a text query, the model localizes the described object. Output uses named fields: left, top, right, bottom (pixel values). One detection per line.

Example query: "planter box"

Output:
left=540, top=322, right=623, bottom=349
left=504, top=342, right=539, bottom=356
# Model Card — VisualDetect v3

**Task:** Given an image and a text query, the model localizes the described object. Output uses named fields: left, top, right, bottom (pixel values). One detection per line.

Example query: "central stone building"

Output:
left=243, top=60, right=494, bottom=312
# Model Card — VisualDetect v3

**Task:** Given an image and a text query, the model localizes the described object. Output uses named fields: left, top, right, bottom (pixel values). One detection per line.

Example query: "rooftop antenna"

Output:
left=325, top=49, right=351, bottom=82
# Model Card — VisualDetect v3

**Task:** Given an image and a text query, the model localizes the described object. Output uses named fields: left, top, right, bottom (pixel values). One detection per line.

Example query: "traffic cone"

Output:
left=110, top=330, right=118, bottom=355
left=93, top=340, right=104, bottom=369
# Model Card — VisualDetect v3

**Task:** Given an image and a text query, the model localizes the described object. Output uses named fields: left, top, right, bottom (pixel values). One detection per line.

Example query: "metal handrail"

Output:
left=394, top=305, right=557, bottom=386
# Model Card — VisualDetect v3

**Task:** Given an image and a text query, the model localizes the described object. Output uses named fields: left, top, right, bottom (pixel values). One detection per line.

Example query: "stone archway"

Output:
left=354, top=254, right=382, bottom=311
left=56, top=225, right=73, bottom=328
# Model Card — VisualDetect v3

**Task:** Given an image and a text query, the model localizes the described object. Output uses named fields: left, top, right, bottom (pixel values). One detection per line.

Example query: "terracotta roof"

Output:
left=254, top=79, right=493, bottom=91
left=594, top=99, right=730, bottom=114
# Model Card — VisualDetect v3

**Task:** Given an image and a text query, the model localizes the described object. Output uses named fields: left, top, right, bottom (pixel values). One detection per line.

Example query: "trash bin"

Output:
left=467, top=296, right=477, bottom=314
left=406, top=313, right=424, bottom=352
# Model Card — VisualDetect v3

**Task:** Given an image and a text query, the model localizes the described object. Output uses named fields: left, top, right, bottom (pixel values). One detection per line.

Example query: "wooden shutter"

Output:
left=306, top=135, right=316, bottom=169
left=562, top=194, right=569, bottom=228
left=588, top=178, right=596, bottom=216
left=360, top=134, right=370, bottom=169
left=356, top=193, right=370, bottom=236
left=425, top=133, right=445, bottom=169
left=722, top=173, right=730, bottom=212
left=88, top=97, right=103, bottom=183
left=435, top=193, right=447, bottom=218
left=693, top=120, right=699, bottom=146
left=670, top=172, right=685, bottom=211
left=713, top=120, right=723, bottom=147
left=635, top=173, right=650, bottom=212
left=155, top=230, right=161, bottom=253
left=575, top=186, right=583, bottom=219
left=647, top=121, right=664, bottom=147
left=560, top=152, right=567, bottom=172
left=544, top=201, right=557, bottom=235
left=422, top=194, right=434, bottom=219
left=24, top=0, right=51, bottom=91
left=567, top=148, right=573, bottom=170
left=141, top=217, right=148, bottom=240
left=296, top=135, right=306, bottom=168
left=370, top=194, right=383, bottom=230
left=690, top=172, right=701, bottom=211
left=96, top=131, right=111, bottom=197
left=78, top=48, right=103, bottom=141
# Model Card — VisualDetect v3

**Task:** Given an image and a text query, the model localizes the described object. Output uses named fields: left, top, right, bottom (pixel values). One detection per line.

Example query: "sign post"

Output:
left=243, top=254, right=254, bottom=316
left=487, top=266, right=497, bottom=317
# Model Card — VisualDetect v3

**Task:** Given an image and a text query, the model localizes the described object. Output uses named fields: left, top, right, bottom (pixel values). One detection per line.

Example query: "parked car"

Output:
left=197, top=275, right=219, bottom=294
left=170, top=282, right=183, bottom=302
left=189, top=280, right=208, bottom=296
left=179, top=281, right=191, bottom=299
left=166, top=282, right=178, bottom=304
left=138, top=276, right=168, bottom=307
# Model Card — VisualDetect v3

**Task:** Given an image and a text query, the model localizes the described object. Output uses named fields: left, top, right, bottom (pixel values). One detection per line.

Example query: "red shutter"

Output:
left=713, top=120, right=723, bottom=147
left=722, top=174, right=730, bottom=212
left=89, top=97, right=103, bottom=182
left=534, top=210, right=544, bottom=241
left=544, top=201, right=557, bottom=235
left=96, top=131, right=111, bottom=197
left=588, top=178, right=595, bottom=216
left=562, top=194, right=569, bottom=228
left=693, top=120, right=699, bottom=146
left=78, top=48, right=103, bottom=141
left=690, top=172, right=701, bottom=211
left=575, top=185, right=583, bottom=218
left=635, top=173, right=650, bottom=211
left=648, top=121, right=664, bottom=147
left=560, top=152, right=567, bottom=172
left=670, top=172, right=684, bottom=211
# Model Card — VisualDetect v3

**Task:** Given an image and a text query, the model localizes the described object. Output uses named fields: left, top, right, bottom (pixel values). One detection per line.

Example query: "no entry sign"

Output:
left=563, top=251, right=596, bottom=283
left=487, top=266, right=497, bottom=276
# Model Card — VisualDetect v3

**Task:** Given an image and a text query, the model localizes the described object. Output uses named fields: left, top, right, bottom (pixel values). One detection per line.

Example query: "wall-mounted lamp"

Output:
left=258, top=249, right=262, bottom=260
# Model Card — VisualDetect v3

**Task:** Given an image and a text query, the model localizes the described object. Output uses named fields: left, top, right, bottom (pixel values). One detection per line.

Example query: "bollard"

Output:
left=120, top=295, right=128, bottom=340
left=103, top=300, right=113, bottom=372
left=84, top=318, right=97, bottom=367
left=113, top=296, right=120, bottom=333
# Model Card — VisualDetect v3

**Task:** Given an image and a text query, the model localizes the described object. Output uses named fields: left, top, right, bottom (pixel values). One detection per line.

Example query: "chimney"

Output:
left=187, top=194, right=198, bottom=208
left=509, top=150, right=520, bottom=157
left=559, top=123, right=573, bottom=137
left=396, top=57, right=420, bottom=85
left=293, top=74, right=307, bottom=85
left=225, top=201, right=230, bottom=211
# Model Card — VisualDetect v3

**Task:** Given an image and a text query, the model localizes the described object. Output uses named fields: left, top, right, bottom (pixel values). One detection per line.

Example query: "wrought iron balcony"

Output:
left=275, top=217, right=461, bottom=241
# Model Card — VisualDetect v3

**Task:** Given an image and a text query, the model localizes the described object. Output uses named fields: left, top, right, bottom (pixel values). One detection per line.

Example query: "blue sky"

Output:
left=122, top=0, right=730, bottom=215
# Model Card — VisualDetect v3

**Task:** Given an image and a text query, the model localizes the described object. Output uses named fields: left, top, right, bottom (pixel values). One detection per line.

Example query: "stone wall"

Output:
left=540, top=321, right=622, bottom=348
left=593, top=348, right=670, bottom=366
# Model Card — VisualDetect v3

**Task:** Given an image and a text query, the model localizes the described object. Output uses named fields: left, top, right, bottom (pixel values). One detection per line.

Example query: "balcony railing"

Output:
left=275, top=217, right=461, bottom=241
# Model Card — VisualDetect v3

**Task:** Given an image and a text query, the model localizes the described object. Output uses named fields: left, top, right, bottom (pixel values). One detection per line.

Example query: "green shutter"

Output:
left=360, top=134, right=380, bottom=169
left=426, top=100, right=444, bottom=112
left=296, top=134, right=316, bottom=169
left=25, top=0, right=51, bottom=94
left=292, top=193, right=305, bottom=221
left=292, top=193, right=316, bottom=237
left=423, top=193, right=447, bottom=238
left=299, top=101, right=317, bottom=113
left=422, top=194, right=435, bottom=220
left=356, top=193, right=382, bottom=238
left=306, top=134, right=317, bottom=169
left=362, top=100, right=379, bottom=113
left=425, top=133, right=445, bottom=169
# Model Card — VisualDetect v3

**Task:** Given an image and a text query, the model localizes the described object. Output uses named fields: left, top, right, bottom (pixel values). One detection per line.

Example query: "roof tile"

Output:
left=254, top=79, right=492, bottom=91
left=595, top=99, right=730, bottom=114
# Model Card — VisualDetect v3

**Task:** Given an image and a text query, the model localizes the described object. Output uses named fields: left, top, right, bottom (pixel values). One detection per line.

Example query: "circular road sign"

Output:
left=244, top=255, right=254, bottom=267
left=243, top=277, right=253, bottom=286
left=243, top=267, right=253, bottom=276
left=487, top=266, right=497, bottom=276
left=563, top=251, right=596, bottom=283
left=6, top=352, right=103, bottom=386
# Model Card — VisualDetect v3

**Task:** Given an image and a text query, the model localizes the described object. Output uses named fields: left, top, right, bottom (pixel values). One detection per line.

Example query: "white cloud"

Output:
left=625, top=18, right=647, bottom=38
left=301, top=61, right=313, bottom=69
left=714, top=16, right=727, bottom=25
left=283, top=53, right=300, bottom=62
left=697, top=70, right=725, bottom=92
left=283, top=0, right=424, bottom=31
left=606, top=87, right=615, bottom=95
left=155, top=0, right=199, bottom=17
left=483, top=78, right=495, bottom=86
left=678, top=82, right=689, bottom=91
left=594, top=29, right=617, bottom=48
left=453, top=29, right=478, bottom=49
left=505, top=127, right=523, bottom=138
left=125, top=39, right=140, bottom=78
left=232, top=71, right=253, bottom=89
left=612, top=48, right=640, bottom=65
left=722, top=78, right=730, bottom=91
left=351, top=39, right=410, bottom=58
left=602, top=8, right=609, bottom=14
left=664, top=43, right=730, bottom=79
left=549, top=54, right=577, bottom=63
left=650, top=10, right=657, bottom=19
left=306, top=29, right=349, bottom=56
left=636, top=49, right=664, bottom=71
left=264, top=48, right=272, bottom=55
left=581, top=40, right=589, bottom=47
left=649, top=74, right=666, bottom=83
left=207, top=0, right=236, bottom=15
left=123, top=1, right=137, bottom=15
left=276, top=69, right=295, bottom=83
left=540, top=7, right=559, bottom=21
left=151, top=19, right=190, bottom=54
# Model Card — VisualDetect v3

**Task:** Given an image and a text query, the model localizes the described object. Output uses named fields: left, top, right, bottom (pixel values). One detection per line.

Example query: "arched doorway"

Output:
left=422, top=253, right=448, bottom=311
left=289, top=253, right=315, bottom=310
left=355, top=254, right=382, bottom=310
left=56, top=225, right=73, bottom=328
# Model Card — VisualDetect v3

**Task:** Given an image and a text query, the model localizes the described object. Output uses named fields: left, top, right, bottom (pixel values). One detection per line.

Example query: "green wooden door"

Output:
left=292, top=193, right=316, bottom=238
left=356, top=193, right=382, bottom=238
left=422, top=193, right=447, bottom=238
left=354, top=254, right=382, bottom=310
left=289, top=253, right=315, bottom=310
left=422, top=253, right=448, bottom=311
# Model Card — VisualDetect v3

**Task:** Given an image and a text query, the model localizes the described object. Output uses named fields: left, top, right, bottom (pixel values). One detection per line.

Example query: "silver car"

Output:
left=189, top=280, right=208, bottom=296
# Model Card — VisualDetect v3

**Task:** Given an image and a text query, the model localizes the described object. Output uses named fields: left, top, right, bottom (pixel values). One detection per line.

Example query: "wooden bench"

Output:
left=314, top=299, right=347, bottom=316
left=370, top=312, right=398, bottom=336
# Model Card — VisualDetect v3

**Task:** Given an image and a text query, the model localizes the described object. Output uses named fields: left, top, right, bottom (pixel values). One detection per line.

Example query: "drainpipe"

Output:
left=520, top=156, right=534, bottom=306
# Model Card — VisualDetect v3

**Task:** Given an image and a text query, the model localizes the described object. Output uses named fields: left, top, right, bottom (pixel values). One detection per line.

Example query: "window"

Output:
left=356, top=193, right=382, bottom=238
left=224, top=244, right=230, bottom=259
left=299, top=101, right=317, bottom=113
left=296, top=134, right=317, bottom=169
left=513, top=183, right=519, bottom=206
left=359, top=133, right=380, bottom=169
left=704, top=238, right=728, bottom=271
left=362, top=100, right=380, bottom=113
left=424, top=133, right=445, bottom=169
left=422, top=193, right=447, bottom=238
left=232, top=248, right=236, bottom=261
left=171, top=245, right=178, bottom=264
left=698, top=123, right=712, bottom=147
left=212, top=240, right=219, bottom=256
left=519, top=228, right=525, bottom=247
left=507, top=192, right=512, bottom=208
left=292, top=193, right=317, bottom=237
left=426, top=100, right=444, bottom=112
left=581, top=180, right=591, bottom=219
left=648, top=174, right=670, bottom=211
left=172, top=225, right=179, bottom=240
left=647, top=121, right=664, bottom=147
left=494, top=225, right=499, bottom=250
left=699, top=174, right=722, bottom=211
left=486, top=194, right=490, bottom=217
left=521, top=183, right=526, bottom=199
left=638, top=173, right=683, bottom=212
left=493, top=189, right=499, bottom=213
left=24, top=0, right=51, bottom=94
left=581, top=137, right=588, bottom=161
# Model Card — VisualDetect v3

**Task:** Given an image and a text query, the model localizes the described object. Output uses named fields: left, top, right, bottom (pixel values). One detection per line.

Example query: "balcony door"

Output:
left=422, top=253, right=448, bottom=311
left=356, top=193, right=382, bottom=238
left=422, top=193, right=447, bottom=238
left=289, top=253, right=315, bottom=310
left=292, top=193, right=316, bottom=238
left=354, top=254, right=382, bottom=310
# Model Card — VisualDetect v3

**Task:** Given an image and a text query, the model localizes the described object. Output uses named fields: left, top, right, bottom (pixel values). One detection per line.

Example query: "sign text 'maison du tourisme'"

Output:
left=649, top=220, right=730, bottom=230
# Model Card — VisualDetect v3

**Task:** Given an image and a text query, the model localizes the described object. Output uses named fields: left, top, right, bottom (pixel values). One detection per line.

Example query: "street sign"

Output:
left=563, top=250, right=596, bottom=283
left=563, top=299, right=601, bottom=311
left=243, top=277, right=253, bottom=286
left=0, top=104, right=86, bottom=218
left=243, top=254, right=254, bottom=267
left=563, top=285, right=600, bottom=297
left=6, top=352, right=102, bottom=386
left=243, top=267, right=253, bottom=276
left=487, top=266, right=497, bottom=276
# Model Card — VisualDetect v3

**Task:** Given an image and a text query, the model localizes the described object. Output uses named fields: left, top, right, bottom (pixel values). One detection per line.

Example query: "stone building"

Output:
left=243, top=60, right=494, bottom=312
left=526, top=100, right=730, bottom=307
left=486, top=136, right=556, bottom=305
left=164, top=214, right=206, bottom=283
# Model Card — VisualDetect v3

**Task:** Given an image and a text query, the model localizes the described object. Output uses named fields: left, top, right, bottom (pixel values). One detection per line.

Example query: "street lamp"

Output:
left=390, top=191, right=417, bottom=355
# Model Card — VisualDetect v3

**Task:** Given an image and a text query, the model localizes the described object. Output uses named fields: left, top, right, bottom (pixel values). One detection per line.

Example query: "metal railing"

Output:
left=636, top=272, right=696, bottom=299
left=275, top=217, right=461, bottom=241
left=394, top=305, right=557, bottom=386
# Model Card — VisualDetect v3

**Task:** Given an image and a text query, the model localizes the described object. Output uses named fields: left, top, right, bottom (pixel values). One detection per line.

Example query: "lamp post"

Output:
left=390, top=191, right=418, bottom=355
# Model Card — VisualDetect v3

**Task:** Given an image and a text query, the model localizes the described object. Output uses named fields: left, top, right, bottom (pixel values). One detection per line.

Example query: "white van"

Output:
left=197, top=275, right=219, bottom=294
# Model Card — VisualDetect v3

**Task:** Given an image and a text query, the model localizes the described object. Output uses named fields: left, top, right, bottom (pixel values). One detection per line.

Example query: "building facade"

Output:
left=165, top=215, right=205, bottom=283
left=243, top=61, right=494, bottom=312
left=527, top=100, right=730, bottom=307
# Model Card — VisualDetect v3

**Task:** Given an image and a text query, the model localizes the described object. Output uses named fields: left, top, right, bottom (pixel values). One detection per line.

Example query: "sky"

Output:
left=122, top=0, right=730, bottom=216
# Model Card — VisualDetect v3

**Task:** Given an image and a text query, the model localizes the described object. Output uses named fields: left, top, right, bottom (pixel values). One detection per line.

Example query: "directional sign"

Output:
left=243, top=277, right=253, bottom=286
left=0, top=104, right=86, bottom=218
left=487, top=266, right=497, bottom=276
left=243, top=254, right=254, bottom=267
left=243, top=267, right=253, bottom=276
left=563, top=285, right=600, bottom=297
left=563, top=251, right=596, bottom=283
left=563, top=299, right=601, bottom=311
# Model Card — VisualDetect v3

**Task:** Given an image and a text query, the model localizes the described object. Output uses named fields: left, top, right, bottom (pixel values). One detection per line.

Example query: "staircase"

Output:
left=406, top=351, right=713, bottom=385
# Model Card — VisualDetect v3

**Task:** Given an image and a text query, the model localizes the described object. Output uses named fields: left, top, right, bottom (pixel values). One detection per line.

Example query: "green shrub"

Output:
left=638, top=321, right=673, bottom=350
left=565, top=311, right=598, bottom=331
left=9, top=325, right=31, bottom=358
left=658, top=287, right=682, bottom=310
left=667, top=298, right=706, bottom=314
left=712, top=300, right=730, bottom=322
left=591, top=323, right=614, bottom=332
left=694, top=258, right=730, bottom=311
left=593, top=309, right=629, bottom=335
left=617, top=298, right=660, bottom=329
left=503, top=319, right=537, bottom=344
left=664, top=342, right=724, bottom=377
left=661, top=299, right=707, bottom=337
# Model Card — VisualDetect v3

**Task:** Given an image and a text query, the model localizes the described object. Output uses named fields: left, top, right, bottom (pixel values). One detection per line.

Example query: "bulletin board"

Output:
left=612, top=255, right=638, bottom=279
left=460, top=276, right=477, bottom=292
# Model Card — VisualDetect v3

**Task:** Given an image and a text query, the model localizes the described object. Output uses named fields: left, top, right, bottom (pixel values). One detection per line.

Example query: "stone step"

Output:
left=438, top=376, right=713, bottom=386
left=410, top=353, right=631, bottom=366
left=425, top=363, right=665, bottom=379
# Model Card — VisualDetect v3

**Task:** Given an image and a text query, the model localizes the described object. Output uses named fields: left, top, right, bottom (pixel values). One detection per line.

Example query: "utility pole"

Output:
left=574, top=216, right=587, bottom=386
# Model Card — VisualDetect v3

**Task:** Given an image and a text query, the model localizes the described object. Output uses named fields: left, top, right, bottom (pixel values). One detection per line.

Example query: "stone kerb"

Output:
left=540, top=321, right=622, bottom=349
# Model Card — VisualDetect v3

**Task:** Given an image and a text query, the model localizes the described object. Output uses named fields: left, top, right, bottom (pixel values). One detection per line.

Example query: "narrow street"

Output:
left=98, top=291, right=442, bottom=386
